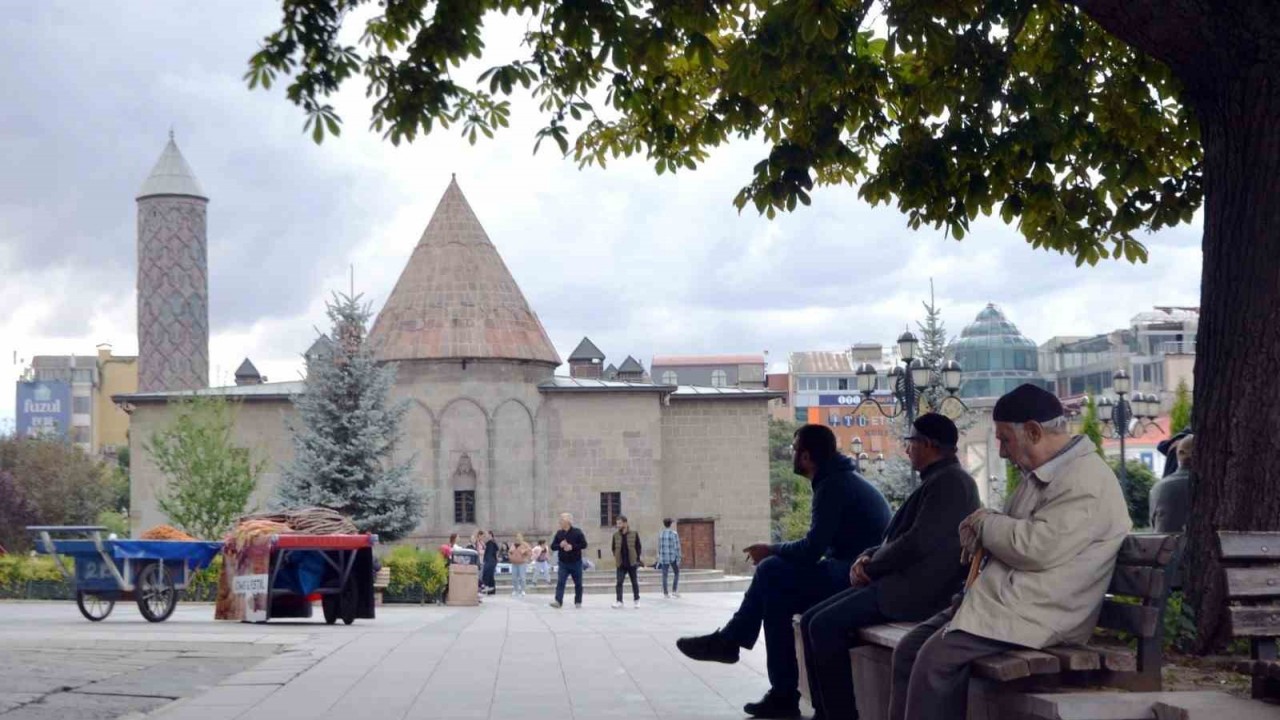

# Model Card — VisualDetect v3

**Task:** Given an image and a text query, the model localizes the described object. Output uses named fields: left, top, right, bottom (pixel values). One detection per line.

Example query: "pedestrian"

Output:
left=482, top=531, right=499, bottom=595
left=800, top=413, right=980, bottom=720
left=439, top=532, right=457, bottom=561
left=549, top=513, right=588, bottom=609
left=611, top=515, right=642, bottom=609
left=657, top=518, right=682, bottom=598
left=534, top=540, right=551, bottom=585
left=890, top=384, right=1130, bottom=720
left=676, top=424, right=891, bottom=719
left=509, top=533, right=532, bottom=597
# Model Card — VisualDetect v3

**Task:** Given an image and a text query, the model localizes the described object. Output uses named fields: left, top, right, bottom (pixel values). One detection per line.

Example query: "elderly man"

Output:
left=800, top=413, right=980, bottom=720
left=889, top=384, right=1131, bottom=720
left=1150, top=434, right=1194, bottom=532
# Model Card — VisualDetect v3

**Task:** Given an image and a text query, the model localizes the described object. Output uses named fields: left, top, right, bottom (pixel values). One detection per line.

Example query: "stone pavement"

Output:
left=1, top=593, right=782, bottom=720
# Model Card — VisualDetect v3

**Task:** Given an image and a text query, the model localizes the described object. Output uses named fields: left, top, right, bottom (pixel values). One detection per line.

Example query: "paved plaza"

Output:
left=0, top=593, right=787, bottom=720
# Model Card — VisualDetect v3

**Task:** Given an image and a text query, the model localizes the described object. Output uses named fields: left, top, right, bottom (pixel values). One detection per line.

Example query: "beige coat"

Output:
left=950, top=436, right=1131, bottom=648
left=509, top=542, right=532, bottom=564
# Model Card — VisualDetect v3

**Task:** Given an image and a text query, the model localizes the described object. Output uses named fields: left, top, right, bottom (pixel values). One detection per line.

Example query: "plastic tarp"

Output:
left=271, top=550, right=330, bottom=596
left=108, top=540, right=222, bottom=569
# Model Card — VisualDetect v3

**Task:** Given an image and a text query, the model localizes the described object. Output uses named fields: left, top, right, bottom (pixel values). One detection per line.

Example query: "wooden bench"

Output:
left=1217, top=531, right=1280, bottom=700
left=795, top=533, right=1182, bottom=718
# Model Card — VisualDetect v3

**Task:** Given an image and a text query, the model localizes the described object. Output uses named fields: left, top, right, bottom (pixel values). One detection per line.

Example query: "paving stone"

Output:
left=0, top=691, right=169, bottom=720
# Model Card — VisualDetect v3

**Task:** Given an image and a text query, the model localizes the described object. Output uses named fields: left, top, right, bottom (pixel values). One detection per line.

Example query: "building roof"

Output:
left=137, top=133, right=206, bottom=200
left=766, top=373, right=790, bottom=392
left=367, top=178, right=561, bottom=366
left=32, top=355, right=100, bottom=370
left=651, top=354, right=766, bottom=367
left=567, top=337, right=606, bottom=362
left=234, top=358, right=260, bottom=378
left=538, top=376, right=782, bottom=401
left=952, top=304, right=1038, bottom=351
left=114, top=380, right=304, bottom=405
left=790, top=351, right=855, bottom=375
left=617, top=356, right=645, bottom=374
left=668, top=386, right=784, bottom=401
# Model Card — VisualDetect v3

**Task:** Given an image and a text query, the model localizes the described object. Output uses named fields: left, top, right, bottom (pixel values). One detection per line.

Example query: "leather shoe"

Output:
left=743, top=690, right=801, bottom=719
left=675, top=629, right=740, bottom=664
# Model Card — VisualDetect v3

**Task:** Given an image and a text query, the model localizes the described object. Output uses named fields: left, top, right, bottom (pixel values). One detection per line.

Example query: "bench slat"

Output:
left=1091, top=645, right=1137, bottom=672
left=1218, top=532, right=1280, bottom=560
left=973, top=653, right=1030, bottom=681
left=1228, top=605, right=1280, bottom=636
left=1041, top=644, right=1102, bottom=671
left=1098, top=600, right=1160, bottom=637
left=1117, top=534, right=1179, bottom=566
left=1109, top=565, right=1166, bottom=599
left=857, top=624, right=910, bottom=648
left=1006, top=649, right=1061, bottom=675
left=1225, top=567, right=1280, bottom=599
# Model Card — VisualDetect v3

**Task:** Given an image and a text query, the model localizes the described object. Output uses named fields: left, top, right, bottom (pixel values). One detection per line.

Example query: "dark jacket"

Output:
left=771, top=454, right=892, bottom=565
left=552, top=526, right=588, bottom=564
left=1149, top=467, right=1190, bottom=532
left=1158, top=430, right=1192, bottom=477
left=861, top=456, right=980, bottom=621
left=483, top=539, right=498, bottom=565
left=612, top=530, right=642, bottom=569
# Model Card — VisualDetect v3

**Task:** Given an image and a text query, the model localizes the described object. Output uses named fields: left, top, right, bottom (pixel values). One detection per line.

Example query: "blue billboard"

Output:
left=16, top=380, right=72, bottom=439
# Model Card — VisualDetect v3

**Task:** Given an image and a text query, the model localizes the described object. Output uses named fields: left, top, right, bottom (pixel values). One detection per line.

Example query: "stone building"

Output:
left=120, top=179, right=778, bottom=572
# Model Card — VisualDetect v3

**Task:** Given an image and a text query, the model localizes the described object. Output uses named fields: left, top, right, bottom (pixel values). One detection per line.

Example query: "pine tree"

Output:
left=916, top=279, right=949, bottom=414
left=1169, top=379, right=1192, bottom=435
left=277, top=293, right=424, bottom=541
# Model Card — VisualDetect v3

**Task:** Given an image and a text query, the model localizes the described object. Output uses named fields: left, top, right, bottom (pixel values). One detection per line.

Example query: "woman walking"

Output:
left=509, top=534, right=532, bottom=597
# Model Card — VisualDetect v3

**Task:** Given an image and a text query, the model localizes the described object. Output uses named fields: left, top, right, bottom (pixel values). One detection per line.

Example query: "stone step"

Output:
left=488, top=567, right=726, bottom=586
left=477, top=574, right=751, bottom=595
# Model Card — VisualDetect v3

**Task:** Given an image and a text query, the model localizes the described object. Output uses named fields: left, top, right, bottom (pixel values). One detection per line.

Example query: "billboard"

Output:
left=15, top=380, right=72, bottom=439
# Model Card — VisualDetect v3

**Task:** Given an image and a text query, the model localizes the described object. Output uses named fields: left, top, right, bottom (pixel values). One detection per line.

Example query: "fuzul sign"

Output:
left=15, top=380, right=72, bottom=439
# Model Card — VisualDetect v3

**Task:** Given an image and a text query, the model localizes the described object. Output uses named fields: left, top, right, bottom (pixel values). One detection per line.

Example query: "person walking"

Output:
left=533, top=540, right=551, bottom=585
left=481, top=531, right=499, bottom=595
left=611, top=515, right=642, bottom=609
left=549, top=513, right=588, bottom=609
left=439, top=533, right=457, bottom=561
left=509, top=533, right=533, bottom=597
left=657, top=518, right=682, bottom=598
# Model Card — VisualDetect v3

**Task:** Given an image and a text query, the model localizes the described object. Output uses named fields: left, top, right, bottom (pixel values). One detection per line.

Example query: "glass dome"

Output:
left=951, top=304, right=1047, bottom=399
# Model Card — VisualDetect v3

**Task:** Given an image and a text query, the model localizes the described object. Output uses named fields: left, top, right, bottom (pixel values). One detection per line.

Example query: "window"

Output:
left=661, top=371, right=678, bottom=385
left=73, top=396, right=92, bottom=414
left=454, top=490, right=475, bottom=524
left=600, top=492, right=622, bottom=527
left=711, top=369, right=728, bottom=387
left=838, top=378, right=849, bottom=391
left=71, top=426, right=90, bottom=444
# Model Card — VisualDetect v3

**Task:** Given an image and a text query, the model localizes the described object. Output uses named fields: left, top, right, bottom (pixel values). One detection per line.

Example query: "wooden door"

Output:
left=678, top=520, right=716, bottom=569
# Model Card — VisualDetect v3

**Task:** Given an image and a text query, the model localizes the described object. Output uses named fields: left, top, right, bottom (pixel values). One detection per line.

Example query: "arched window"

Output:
left=711, top=369, right=728, bottom=387
left=661, top=371, right=678, bottom=385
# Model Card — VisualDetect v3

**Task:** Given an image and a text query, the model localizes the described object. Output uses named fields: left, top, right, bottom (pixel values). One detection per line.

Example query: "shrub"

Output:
left=1110, top=459, right=1157, bottom=529
left=0, top=555, right=68, bottom=595
left=384, top=546, right=447, bottom=600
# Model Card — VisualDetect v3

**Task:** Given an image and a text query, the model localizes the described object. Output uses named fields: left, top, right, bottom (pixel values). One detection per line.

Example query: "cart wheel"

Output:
left=340, top=572, right=358, bottom=625
left=76, top=591, right=115, bottom=622
left=135, top=563, right=177, bottom=622
left=321, top=594, right=339, bottom=625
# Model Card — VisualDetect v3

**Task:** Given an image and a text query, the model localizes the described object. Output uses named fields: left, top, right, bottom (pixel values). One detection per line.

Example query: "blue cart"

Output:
left=28, top=526, right=222, bottom=623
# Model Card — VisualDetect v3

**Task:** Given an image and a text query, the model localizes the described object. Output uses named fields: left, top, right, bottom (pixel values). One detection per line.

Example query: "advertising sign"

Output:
left=15, top=380, right=71, bottom=439
left=817, top=394, right=864, bottom=406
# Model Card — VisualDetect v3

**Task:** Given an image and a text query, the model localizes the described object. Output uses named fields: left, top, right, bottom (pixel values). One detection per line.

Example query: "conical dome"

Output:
left=137, top=133, right=206, bottom=199
left=952, top=304, right=1045, bottom=399
left=368, top=178, right=561, bottom=366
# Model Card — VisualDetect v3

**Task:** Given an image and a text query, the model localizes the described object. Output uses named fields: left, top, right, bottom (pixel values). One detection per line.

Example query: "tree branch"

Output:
left=1064, top=0, right=1211, bottom=72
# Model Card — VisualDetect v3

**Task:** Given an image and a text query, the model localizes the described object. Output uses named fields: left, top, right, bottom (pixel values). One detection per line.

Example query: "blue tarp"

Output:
left=45, top=539, right=222, bottom=570
left=271, top=550, right=330, bottom=596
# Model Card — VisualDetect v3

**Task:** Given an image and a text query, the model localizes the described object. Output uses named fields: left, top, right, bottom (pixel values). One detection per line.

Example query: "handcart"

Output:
left=27, top=525, right=222, bottom=623
left=225, top=533, right=377, bottom=624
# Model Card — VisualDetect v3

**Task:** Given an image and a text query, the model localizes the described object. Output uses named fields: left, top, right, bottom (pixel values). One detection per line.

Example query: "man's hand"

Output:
left=850, top=556, right=872, bottom=587
left=958, top=508, right=991, bottom=564
left=560, top=540, right=572, bottom=552
left=743, top=543, right=773, bottom=566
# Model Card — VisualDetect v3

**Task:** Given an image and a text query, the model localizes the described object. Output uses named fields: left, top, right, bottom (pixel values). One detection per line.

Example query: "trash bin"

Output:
left=446, top=564, right=479, bottom=606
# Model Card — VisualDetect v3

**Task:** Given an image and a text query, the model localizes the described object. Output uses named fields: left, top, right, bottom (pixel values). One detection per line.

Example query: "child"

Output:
left=533, top=540, right=551, bottom=585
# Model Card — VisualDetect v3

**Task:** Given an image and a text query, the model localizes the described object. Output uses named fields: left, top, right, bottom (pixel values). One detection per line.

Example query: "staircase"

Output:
left=483, top=567, right=751, bottom=595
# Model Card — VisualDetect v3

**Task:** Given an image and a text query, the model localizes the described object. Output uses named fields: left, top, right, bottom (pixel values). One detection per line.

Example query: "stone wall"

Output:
left=660, top=398, right=771, bottom=574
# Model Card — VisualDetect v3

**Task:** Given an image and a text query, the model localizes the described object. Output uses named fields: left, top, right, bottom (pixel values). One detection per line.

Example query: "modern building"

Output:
left=18, top=346, right=137, bottom=455
left=952, top=304, right=1046, bottom=399
left=120, top=179, right=780, bottom=572
left=787, top=348, right=900, bottom=460
left=650, top=354, right=767, bottom=388
left=136, top=133, right=209, bottom=393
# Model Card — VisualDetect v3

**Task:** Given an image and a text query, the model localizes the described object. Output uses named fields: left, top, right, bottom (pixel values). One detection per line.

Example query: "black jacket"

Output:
left=552, top=526, right=588, bottom=564
left=862, top=456, right=980, bottom=621
left=771, top=454, right=892, bottom=565
left=483, top=539, right=498, bottom=564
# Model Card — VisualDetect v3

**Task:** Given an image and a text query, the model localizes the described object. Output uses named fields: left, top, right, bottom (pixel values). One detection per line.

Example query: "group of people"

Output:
left=676, top=383, right=1134, bottom=720
left=439, top=530, right=551, bottom=596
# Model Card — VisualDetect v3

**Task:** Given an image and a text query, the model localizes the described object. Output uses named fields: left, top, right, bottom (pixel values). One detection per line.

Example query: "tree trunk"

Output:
left=1184, top=64, right=1280, bottom=653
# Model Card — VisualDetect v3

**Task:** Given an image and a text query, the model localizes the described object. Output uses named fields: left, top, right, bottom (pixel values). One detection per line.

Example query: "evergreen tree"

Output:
left=1170, top=379, right=1193, bottom=435
left=916, top=279, right=949, bottom=413
left=277, top=293, right=424, bottom=541
left=1080, top=394, right=1106, bottom=459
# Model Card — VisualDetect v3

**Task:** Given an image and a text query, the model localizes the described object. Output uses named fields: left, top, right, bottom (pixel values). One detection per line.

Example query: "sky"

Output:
left=0, top=2, right=1203, bottom=430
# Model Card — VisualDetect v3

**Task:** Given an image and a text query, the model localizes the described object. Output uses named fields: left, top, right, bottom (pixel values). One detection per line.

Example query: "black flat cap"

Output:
left=905, top=412, right=959, bottom=449
left=993, top=383, right=1063, bottom=423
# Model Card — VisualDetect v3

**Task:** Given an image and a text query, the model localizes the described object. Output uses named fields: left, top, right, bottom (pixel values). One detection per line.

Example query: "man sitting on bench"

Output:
left=800, top=413, right=980, bottom=720
left=890, top=384, right=1131, bottom=720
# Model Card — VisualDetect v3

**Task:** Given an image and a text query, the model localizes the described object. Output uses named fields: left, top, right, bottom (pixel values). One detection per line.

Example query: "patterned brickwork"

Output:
left=136, top=195, right=209, bottom=392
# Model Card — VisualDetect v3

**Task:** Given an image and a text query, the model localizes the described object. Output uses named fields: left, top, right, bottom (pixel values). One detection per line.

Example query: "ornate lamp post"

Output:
left=855, top=330, right=970, bottom=422
left=851, top=436, right=864, bottom=471
left=1097, top=369, right=1163, bottom=486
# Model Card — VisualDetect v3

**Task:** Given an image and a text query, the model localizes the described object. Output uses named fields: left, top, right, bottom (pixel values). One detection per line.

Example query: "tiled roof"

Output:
left=790, top=351, right=854, bottom=375
left=137, top=134, right=205, bottom=199
left=115, top=381, right=304, bottom=405
left=669, top=386, right=784, bottom=400
left=651, top=354, right=766, bottom=367
left=539, top=377, right=671, bottom=393
left=618, top=356, right=645, bottom=373
left=234, top=358, right=260, bottom=378
left=367, top=178, right=561, bottom=366
left=568, top=337, right=606, bottom=362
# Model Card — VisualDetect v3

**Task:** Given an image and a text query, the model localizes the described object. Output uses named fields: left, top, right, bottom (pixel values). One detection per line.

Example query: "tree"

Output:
left=870, top=455, right=917, bottom=509
left=277, top=294, right=424, bottom=542
left=1003, top=461, right=1022, bottom=508
left=250, top=0, right=1280, bottom=651
left=767, top=418, right=801, bottom=540
left=1080, top=394, right=1106, bottom=458
left=0, top=470, right=38, bottom=553
left=1169, top=379, right=1192, bottom=435
left=145, top=396, right=265, bottom=540
left=0, top=436, right=113, bottom=538
left=916, top=279, right=949, bottom=412
left=1111, top=458, right=1156, bottom=530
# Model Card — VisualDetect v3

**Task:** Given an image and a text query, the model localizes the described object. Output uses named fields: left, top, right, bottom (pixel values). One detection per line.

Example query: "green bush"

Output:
left=184, top=554, right=223, bottom=601
left=1110, top=459, right=1157, bottom=529
left=384, top=546, right=447, bottom=600
left=0, top=555, right=68, bottom=592
left=96, top=510, right=130, bottom=538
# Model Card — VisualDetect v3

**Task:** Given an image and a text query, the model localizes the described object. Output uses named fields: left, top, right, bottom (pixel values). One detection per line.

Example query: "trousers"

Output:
left=661, top=562, right=680, bottom=594
left=800, top=584, right=887, bottom=719
left=889, top=607, right=1017, bottom=720
left=555, top=560, right=584, bottom=605
left=721, top=556, right=851, bottom=698
left=616, top=566, right=639, bottom=602
left=535, top=560, right=550, bottom=584
left=511, top=563, right=528, bottom=594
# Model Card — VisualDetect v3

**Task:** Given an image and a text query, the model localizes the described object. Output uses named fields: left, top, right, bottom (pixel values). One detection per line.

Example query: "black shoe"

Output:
left=743, top=690, right=801, bottom=719
left=675, top=629, right=740, bottom=664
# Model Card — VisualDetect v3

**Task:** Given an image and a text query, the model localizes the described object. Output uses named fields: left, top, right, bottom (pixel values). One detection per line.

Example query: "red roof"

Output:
left=651, top=354, right=766, bottom=367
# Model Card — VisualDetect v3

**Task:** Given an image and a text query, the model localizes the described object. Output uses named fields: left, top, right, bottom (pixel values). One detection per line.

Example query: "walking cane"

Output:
left=964, top=548, right=986, bottom=590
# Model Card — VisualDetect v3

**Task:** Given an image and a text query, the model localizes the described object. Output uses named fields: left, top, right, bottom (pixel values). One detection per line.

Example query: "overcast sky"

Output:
left=0, top=2, right=1202, bottom=429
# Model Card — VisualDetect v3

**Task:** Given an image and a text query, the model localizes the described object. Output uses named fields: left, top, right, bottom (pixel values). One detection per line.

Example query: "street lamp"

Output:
left=851, top=436, right=864, bottom=470
left=1099, top=369, right=1163, bottom=487
left=874, top=453, right=885, bottom=473
left=855, top=330, right=970, bottom=423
